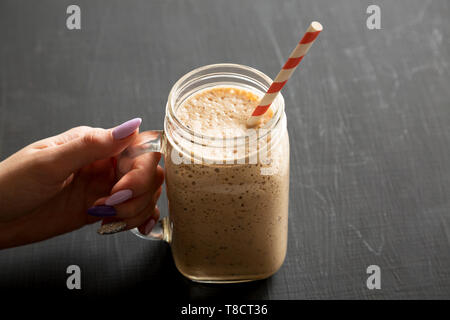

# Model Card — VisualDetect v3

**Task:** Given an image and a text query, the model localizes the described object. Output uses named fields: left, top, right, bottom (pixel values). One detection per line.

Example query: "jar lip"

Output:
left=166, top=63, right=285, bottom=142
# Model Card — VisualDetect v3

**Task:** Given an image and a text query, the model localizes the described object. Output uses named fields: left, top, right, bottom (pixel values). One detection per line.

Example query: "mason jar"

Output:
left=121, top=63, right=290, bottom=283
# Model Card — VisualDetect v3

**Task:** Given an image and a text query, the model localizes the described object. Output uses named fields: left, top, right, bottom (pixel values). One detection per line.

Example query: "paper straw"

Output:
left=247, top=21, right=323, bottom=127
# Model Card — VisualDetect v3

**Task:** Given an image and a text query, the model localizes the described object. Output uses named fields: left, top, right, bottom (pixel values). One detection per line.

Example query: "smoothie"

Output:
left=165, top=86, right=289, bottom=282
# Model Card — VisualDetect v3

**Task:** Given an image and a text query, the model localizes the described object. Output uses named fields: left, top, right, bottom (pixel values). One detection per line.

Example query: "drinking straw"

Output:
left=247, top=21, right=323, bottom=127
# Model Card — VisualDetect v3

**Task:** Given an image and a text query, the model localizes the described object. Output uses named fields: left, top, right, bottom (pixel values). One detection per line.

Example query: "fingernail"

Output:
left=105, top=189, right=133, bottom=206
left=87, top=205, right=117, bottom=217
left=97, top=221, right=127, bottom=235
left=112, top=118, right=142, bottom=140
left=144, top=219, right=156, bottom=235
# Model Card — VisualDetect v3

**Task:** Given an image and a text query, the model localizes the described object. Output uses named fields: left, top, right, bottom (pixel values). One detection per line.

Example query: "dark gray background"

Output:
left=0, top=0, right=449, bottom=300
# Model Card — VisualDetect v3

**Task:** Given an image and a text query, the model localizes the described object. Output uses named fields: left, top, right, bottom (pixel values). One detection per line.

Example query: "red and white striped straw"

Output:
left=247, top=21, right=323, bottom=127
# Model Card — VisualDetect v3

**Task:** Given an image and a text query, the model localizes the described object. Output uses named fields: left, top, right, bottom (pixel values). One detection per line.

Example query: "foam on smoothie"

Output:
left=176, top=86, right=273, bottom=137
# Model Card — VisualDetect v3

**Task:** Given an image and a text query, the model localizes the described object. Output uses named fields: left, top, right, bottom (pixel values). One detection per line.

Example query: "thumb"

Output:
left=47, top=118, right=142, bottom=175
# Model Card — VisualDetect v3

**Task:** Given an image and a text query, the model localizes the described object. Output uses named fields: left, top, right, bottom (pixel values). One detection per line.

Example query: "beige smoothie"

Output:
left=165, top=86, right=289, bottom=282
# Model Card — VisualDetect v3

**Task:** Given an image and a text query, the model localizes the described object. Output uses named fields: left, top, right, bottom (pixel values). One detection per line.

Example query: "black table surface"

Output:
left=1, top=0, right=449, bottom=300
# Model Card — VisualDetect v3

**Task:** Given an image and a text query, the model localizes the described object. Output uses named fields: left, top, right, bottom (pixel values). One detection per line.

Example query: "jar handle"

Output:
left=117, top=130, right=171, bottom=243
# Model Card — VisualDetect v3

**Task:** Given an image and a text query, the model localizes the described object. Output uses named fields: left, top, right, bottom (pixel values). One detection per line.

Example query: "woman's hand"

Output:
left=0, top=118, right=164, bottom=249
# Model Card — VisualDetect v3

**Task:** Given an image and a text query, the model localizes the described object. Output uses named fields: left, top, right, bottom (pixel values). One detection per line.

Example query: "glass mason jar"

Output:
left=120, top=63, right=289, bottom=283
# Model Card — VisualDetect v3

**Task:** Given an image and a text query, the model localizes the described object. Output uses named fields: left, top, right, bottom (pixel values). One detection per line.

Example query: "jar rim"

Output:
left=165, top=63, right=285, bottom=143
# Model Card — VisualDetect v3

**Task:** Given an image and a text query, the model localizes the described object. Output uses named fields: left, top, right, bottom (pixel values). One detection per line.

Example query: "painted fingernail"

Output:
left=87, top=205, right=117, bottom=217
left=97, top=221, right=127, bottom=235
left=112, top=118, right=142, bottom=140
left=105, top=189, right=133, bottom=206
left=144, top=219, right=156, bottom=235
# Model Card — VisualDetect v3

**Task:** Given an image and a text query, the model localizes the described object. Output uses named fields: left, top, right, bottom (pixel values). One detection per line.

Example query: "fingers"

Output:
left=113, top=191, right=153, bottom=220
left=105, top=186, right=161, bottom=234
left=97, top=198, right=161, bottom=235
left=137, top=206, right=161, bottom=235
left=37, top=118, right=142, bottom=180
left=91, top=172, right=164, bottom=235
left=112, top=152, right=162, bottom=198
left=111, top=184, right=162, bottom=221
left=90, top=163, right=163, bottom=218
left=124, top=201, right=160, bottom=232
left=28, top=126, right=92, bottom=150
left=84, top=125, right=165, bottom=235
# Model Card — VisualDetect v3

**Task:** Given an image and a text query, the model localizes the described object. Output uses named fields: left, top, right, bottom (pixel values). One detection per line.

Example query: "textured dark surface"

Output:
left=1, top=0, right=450, bottom=300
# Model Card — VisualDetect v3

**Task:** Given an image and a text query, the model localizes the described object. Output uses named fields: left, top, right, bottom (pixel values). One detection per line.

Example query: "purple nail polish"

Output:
left=105, top=189, right=133, bottom=206
left=144, top=219, right=156, bottom=235
left=112, top=118, right=142, bottom=140
left=87, top=205, right=117, bottom=217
